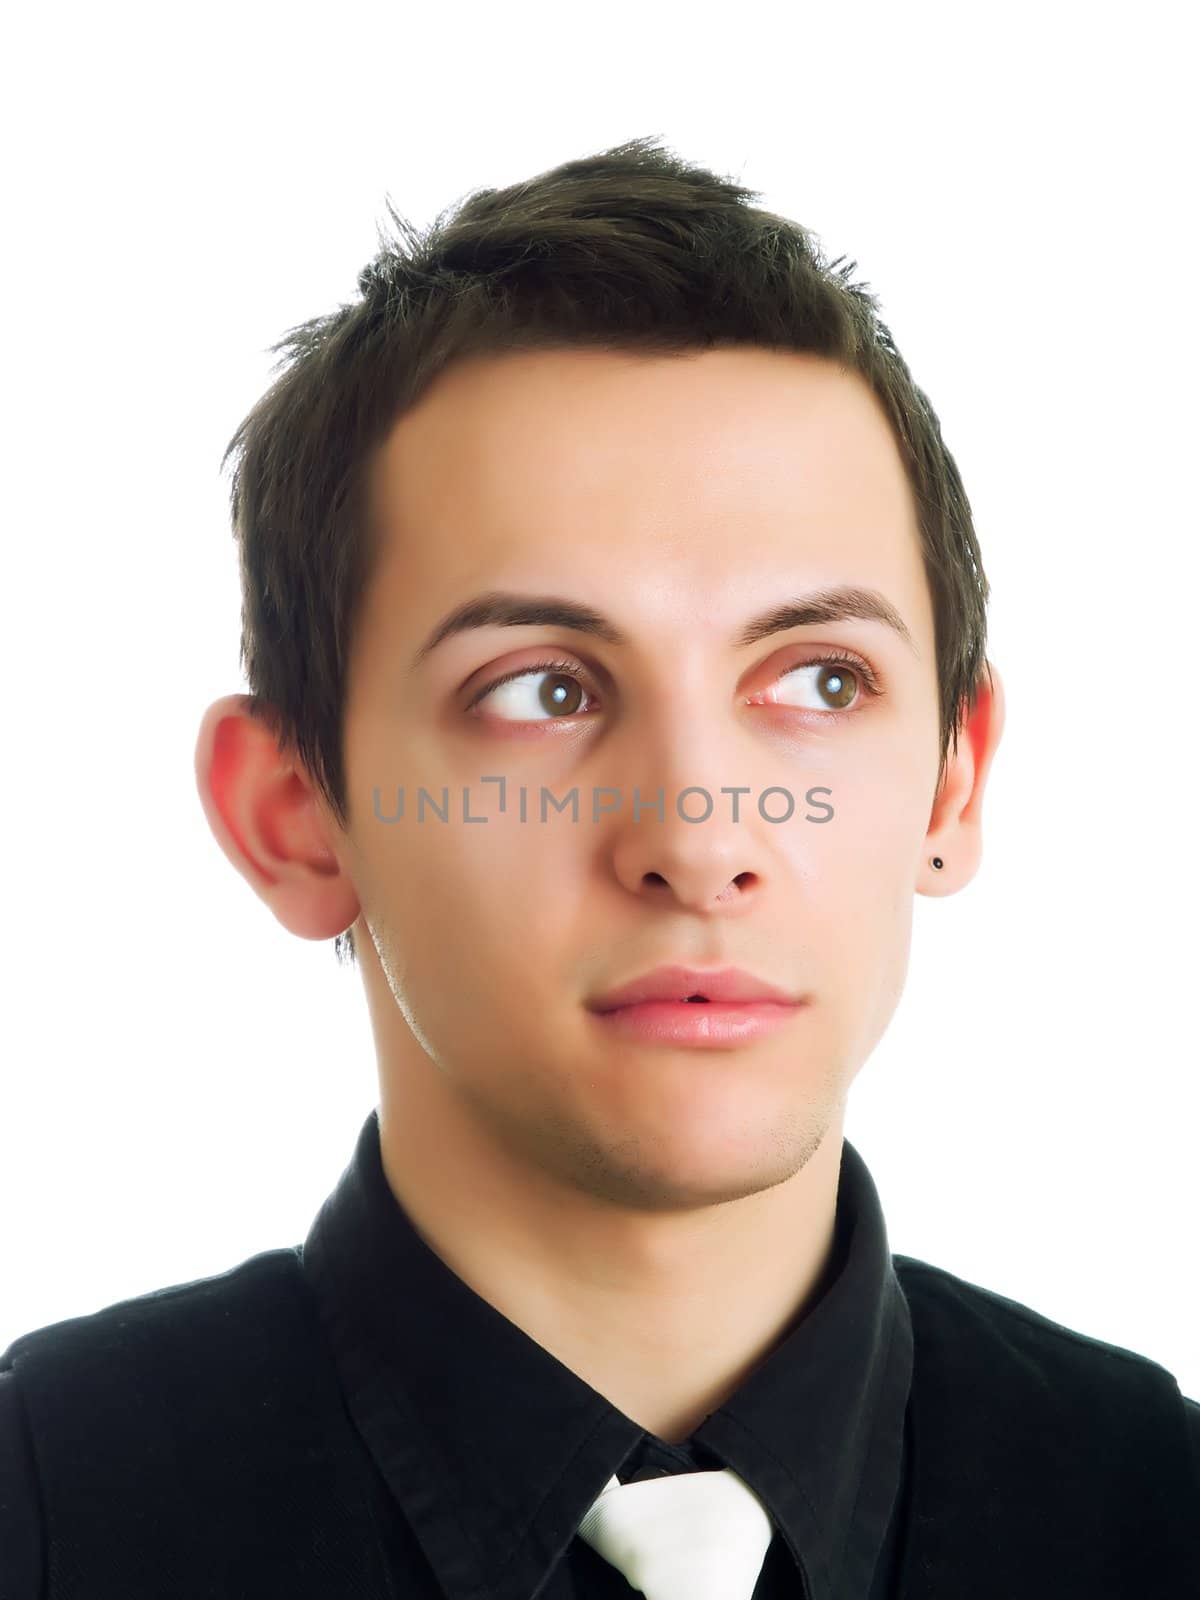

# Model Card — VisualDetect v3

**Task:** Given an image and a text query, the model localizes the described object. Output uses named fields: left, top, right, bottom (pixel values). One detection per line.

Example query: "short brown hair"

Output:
left=221, top=134, right=991, bottom=970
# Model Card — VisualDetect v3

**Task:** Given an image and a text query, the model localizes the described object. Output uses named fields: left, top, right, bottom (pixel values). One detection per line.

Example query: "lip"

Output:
left=589, top=997, right=805, bottom=1047
left=587, top=964, right=799, bottom=1012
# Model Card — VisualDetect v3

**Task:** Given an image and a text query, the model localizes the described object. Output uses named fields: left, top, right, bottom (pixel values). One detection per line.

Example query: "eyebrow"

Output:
left=414, top=582, right=916, bottom=666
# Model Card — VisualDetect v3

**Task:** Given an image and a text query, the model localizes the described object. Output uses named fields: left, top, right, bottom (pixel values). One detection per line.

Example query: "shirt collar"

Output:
left=300, top=1106, right=912, bottom=1600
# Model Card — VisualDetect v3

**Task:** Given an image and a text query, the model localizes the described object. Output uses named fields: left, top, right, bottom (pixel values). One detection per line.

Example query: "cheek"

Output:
left=371, top=814, right=580, bottom=975
left=797, top=770, right=922, bottom=1003
left=367, top=822, right=580, bottom=1068
left=804, top=802, right=923, bottom=908
left=811, top=742, right=931, bottom=881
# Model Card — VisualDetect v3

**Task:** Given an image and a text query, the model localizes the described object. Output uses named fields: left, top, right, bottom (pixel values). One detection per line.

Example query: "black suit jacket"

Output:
left=3, top=1108, right=1198, bottom=1597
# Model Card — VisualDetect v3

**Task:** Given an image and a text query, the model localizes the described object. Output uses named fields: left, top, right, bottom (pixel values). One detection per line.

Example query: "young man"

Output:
left=3, top=137, right=1197, bottom=1598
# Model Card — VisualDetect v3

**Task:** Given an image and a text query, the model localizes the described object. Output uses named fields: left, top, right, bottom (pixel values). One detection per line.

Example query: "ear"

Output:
left=918, top=661, right=1006, bottom=897
left=193, top=693, right=361, bottom=940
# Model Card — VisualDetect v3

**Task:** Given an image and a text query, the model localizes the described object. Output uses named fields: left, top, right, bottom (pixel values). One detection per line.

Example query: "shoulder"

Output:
left=0, top=1365, right=42, bottom=1598
left=1187, top=1395, right=1200, bottom=1467
left=895, top=1253, right=1184, bottom=1366
left=2, top=1245, right=306, bottom=1373
left=894, top=1253, right=1197, bottom=1431
left=0, top=1246, right=309, bottom=1599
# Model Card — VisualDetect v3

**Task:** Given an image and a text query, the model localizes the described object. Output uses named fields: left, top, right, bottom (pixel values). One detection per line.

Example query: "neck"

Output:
left=375, top=1060, right=845, bottom=1444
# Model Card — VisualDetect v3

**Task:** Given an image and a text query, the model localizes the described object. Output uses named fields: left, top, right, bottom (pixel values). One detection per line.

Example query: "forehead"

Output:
left=362, top=345, right=930, bottom=649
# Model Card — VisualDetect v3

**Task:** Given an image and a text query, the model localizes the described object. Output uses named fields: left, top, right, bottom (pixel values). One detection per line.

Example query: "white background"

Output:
left=3, top=2, right=1196, bottom=1400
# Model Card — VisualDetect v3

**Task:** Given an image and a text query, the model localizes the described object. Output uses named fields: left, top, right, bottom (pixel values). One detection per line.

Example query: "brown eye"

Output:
left=537, top=673, right=585, bottom=716
left=815, top=664, right=858, bottom=709
left=762, top=660, right=864, bottom=713
left=473, top=662, right=593, bottom=722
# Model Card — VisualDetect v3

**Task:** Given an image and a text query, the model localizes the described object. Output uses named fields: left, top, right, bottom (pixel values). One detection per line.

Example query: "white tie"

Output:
left=576, top=1467, right=775, bottom=1600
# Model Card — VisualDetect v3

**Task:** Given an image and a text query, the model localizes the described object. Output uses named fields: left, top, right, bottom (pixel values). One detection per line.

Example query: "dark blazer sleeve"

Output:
left=0, top=1366, right=42, bottom=1599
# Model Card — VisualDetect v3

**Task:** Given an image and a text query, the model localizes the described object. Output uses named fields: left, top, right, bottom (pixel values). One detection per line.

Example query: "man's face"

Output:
left=337, top=346, right=942, bottom=1209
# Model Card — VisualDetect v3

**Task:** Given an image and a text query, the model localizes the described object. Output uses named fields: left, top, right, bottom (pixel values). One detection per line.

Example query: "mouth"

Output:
left=587, top=964, right=800, bottom=1013
left=588, top=993, right=806, bottom=1047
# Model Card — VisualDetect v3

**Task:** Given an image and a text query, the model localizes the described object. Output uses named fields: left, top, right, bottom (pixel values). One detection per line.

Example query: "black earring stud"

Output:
left=931, top=856, right=944, bottom=870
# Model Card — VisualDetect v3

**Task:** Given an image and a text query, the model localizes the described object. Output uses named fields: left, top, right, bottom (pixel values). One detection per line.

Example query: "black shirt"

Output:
left=294, top=1108, right=913, bottom=1598
left=8, top=1109, right=1195, bottom=1596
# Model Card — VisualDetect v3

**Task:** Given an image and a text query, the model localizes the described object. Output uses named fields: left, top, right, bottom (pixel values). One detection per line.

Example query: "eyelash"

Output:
left=467, top=648, right=883, bottom=717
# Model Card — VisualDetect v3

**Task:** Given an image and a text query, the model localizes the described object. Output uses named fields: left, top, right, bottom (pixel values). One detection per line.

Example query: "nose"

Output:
left=608, top=780, right=769, bottom=915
